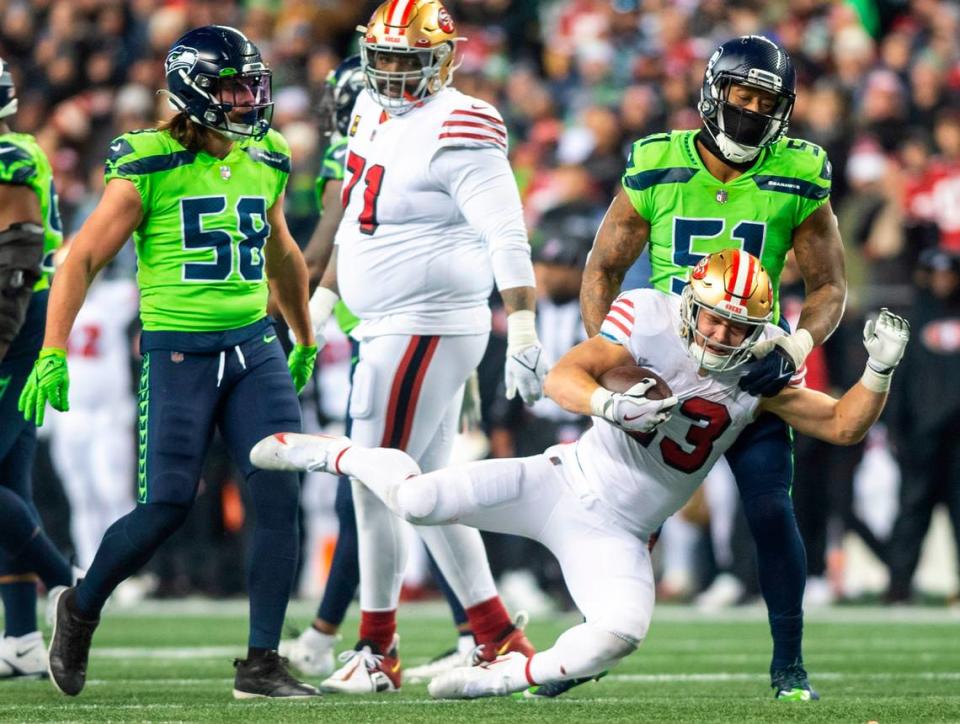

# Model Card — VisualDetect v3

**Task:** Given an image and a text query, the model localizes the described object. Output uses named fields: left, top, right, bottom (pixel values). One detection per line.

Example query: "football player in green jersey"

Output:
left=0, top=54, right=75, bottom=679
left=580, top=36, right=847, bottom=701
left=20, top=26, right=319, bottom=699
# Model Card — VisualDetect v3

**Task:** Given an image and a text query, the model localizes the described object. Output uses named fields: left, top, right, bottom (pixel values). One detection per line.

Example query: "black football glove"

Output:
left=738, top=346, right=796, bottom=397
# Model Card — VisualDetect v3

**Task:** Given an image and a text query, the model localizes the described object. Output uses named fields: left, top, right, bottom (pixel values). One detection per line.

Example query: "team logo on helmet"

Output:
left=691, top=257, right=709, bottom=280
left=165, top=46, right=199, bottom=74
left=437, top=7, right=455, bottom=33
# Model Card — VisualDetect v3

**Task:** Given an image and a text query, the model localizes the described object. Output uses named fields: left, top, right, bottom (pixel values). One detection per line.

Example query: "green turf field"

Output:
left=2, top=601, right=959, bottom=722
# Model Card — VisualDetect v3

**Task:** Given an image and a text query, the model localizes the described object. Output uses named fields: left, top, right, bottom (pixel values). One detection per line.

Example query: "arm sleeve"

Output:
left=430, top=146, right=534, bottom=291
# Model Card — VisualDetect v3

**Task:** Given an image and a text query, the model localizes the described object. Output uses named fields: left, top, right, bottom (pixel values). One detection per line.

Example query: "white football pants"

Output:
left=348, top=332, right=498, bottom=612
left=338, top=443, right=654, bottom=682
left=50, top=405, right=136, bottom=569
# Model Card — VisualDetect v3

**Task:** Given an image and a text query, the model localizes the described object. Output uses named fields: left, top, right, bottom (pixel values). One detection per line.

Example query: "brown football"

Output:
left=598, top=366, right=673, bottom=400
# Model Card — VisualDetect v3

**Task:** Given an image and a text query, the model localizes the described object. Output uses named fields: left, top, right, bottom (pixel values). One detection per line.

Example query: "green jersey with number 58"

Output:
left=104, top=127, right=290, bottom=331
left=622, top=130, right=831, bottom=321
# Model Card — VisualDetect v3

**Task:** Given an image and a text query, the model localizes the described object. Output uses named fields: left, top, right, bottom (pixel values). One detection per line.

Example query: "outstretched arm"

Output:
left=580, top=191, right=649, bottom=336
left=760, top=309, right=909, bottom=445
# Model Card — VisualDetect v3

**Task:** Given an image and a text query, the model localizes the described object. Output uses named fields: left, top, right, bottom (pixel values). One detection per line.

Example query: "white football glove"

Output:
left=307, top=287, right=339, bottom=352
left=864, top=308, right=910, bottom=373
left=590, top=379, right=679, bottom=433
left=505, top=344, right=548, bottom=404
left=504, top=310, right=548, bottom=404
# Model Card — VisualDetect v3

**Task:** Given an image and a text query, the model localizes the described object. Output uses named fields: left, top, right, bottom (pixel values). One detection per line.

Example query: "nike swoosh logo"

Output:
left=263, top=334, right=277, bottom=344
left=0, top=147, right=15, bottom=154
left=110, top=143, right=122, bottom=152
left=622, top=413, right=645, bottom=422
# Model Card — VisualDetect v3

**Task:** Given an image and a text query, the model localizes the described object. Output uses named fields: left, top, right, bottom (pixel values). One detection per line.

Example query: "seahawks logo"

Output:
left=165, top=46, right=199, bottom=74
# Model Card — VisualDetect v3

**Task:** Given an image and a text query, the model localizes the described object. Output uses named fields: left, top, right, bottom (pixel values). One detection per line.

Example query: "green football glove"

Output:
left=288, top=343, right=318, bottom=394
left=18, top=347, right=70, bottom=426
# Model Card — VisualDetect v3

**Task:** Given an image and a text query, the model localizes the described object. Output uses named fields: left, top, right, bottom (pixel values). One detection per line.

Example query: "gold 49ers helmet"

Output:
left=358, top=0, right=464, bottom=115
left=679, top=249, right=774, bottom=372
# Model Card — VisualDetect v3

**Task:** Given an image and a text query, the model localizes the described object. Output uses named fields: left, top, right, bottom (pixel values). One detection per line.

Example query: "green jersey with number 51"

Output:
left=621, top=129, right=831, bottom=321
left=104, top=127, right=290, bottom=331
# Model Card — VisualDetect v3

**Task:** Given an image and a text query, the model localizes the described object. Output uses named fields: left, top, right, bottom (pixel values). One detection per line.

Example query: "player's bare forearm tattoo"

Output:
left=500, top=285, right=536, bottom=315
left=581, top=192, right=649, bottom=336
left=792, top=202, right=847, bottom=346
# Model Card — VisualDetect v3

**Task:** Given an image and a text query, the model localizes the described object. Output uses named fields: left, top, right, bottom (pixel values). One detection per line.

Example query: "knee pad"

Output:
left=395, top=474, right=441, bottom=522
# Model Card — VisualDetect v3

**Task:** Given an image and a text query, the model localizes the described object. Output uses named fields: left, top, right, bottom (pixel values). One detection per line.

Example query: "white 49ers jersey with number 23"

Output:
left=335, top=87, right=515, bottom=337
left=560, top=289, right=793, bottom=539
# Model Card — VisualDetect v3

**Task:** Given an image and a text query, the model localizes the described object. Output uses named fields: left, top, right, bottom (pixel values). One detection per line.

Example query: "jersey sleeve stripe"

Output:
left=603, top=314, right=631, bottom=337
left=609, top=304, right=634, bottom=325
left=438, top=132, right=507, bottom=149
left=442, top=120, right=507, bottom=138
left=449, top=110, right=505, bottom=127
left=615, top=296, right=635, bottom=309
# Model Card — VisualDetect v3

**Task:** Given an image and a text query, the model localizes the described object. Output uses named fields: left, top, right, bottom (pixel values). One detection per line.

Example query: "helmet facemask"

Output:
left=360, top=42, right=455, bottom=115
left=174, top=66, right=273, bottom=141
left=680, top=285, right=767, bottom=372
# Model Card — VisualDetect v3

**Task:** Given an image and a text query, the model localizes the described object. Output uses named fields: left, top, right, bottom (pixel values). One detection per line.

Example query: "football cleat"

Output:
left=47, top=587, right=99, bottom=696
left=518, top=670, right=608, bottom=699
left=0, top=631, right=47, bottom=678
left=470, top=611, right=535, bottom=665
left=772, top=660, right=820, bottom=701
left=404, top=634, right=474, bottom=684
left=429, top=651, right=528, bottom=699
left=233, top=650, right=322, bottom=699
left=321, top=635, right=401, bottom=694
left=279, top=626, right=340, bottom=678
left=249, top=432, right=351, bottom=474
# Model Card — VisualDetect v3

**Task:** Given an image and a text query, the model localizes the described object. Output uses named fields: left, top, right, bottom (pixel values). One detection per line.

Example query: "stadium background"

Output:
left=4, top=0, right=960, bottom=628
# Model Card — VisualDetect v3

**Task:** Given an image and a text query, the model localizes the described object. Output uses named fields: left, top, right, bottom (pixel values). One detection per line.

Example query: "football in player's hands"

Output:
left=598, top=366, right=673, bottom=399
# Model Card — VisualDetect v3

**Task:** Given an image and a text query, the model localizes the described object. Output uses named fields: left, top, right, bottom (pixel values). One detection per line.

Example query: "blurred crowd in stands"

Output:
left=5, top=0, right=960, bottom=610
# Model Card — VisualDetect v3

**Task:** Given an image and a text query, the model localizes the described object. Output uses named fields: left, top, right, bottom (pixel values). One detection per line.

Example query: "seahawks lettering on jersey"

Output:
left=0, top=133, right=63, bottom=290
left=104, top=128, right=290, bottom=332
left=622, top=130, right=831, bottom=321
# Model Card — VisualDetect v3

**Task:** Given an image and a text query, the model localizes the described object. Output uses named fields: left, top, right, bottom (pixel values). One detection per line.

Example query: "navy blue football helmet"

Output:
left=164, top=25, right=273, bottom=140
left=0, top=57, right=16, bottom=120
left=698, top=35, right=796, bottom=163
left=318, top=56, right=365, bottom=139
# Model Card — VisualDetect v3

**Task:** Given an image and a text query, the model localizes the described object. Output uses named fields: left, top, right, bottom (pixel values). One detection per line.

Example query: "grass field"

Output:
left=3, top=600, right=960, bottom=722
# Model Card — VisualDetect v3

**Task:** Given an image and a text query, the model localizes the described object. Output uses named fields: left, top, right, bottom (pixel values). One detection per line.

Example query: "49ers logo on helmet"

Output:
left=437, top=7, right=455, bottom=33
left=691, top=257, right=709, bottom=280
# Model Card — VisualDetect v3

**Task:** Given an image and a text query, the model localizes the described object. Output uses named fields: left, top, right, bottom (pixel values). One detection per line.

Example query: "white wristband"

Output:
left=506, top=310, right=539, bottom=354
left=589, top=387, right=614, bottom=419
left=860, top=364, right=893, bottom=393
left=309, top=286, right=339, bottom=326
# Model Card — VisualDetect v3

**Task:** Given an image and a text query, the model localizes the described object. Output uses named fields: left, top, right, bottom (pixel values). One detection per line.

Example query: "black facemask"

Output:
left=719, top=103, right=769, bottom=146
left=696, top=127, right=759, bottom=172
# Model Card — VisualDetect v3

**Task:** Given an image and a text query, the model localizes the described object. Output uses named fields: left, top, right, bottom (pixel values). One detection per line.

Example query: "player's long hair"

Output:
left=157, top=112, right=213, bottom=153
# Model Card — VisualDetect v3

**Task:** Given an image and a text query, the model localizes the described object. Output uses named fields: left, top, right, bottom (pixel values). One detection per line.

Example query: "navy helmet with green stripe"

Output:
left=0, top=56, right=17, bottom=119
left=164, top=25, right=273, bottom=141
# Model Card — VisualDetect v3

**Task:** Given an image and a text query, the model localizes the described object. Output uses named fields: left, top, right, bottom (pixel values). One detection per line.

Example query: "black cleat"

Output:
left=772, top=660, right=820, bottom=701
left=518, top=671, right=608, bottom=699
left=47, top=586, right=99, bottom=696
left=233, top=650, right=322, bottom=699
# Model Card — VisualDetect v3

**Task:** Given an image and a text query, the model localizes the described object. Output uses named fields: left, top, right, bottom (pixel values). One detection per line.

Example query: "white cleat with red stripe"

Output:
left=249, top=433, right=352, bottom=475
